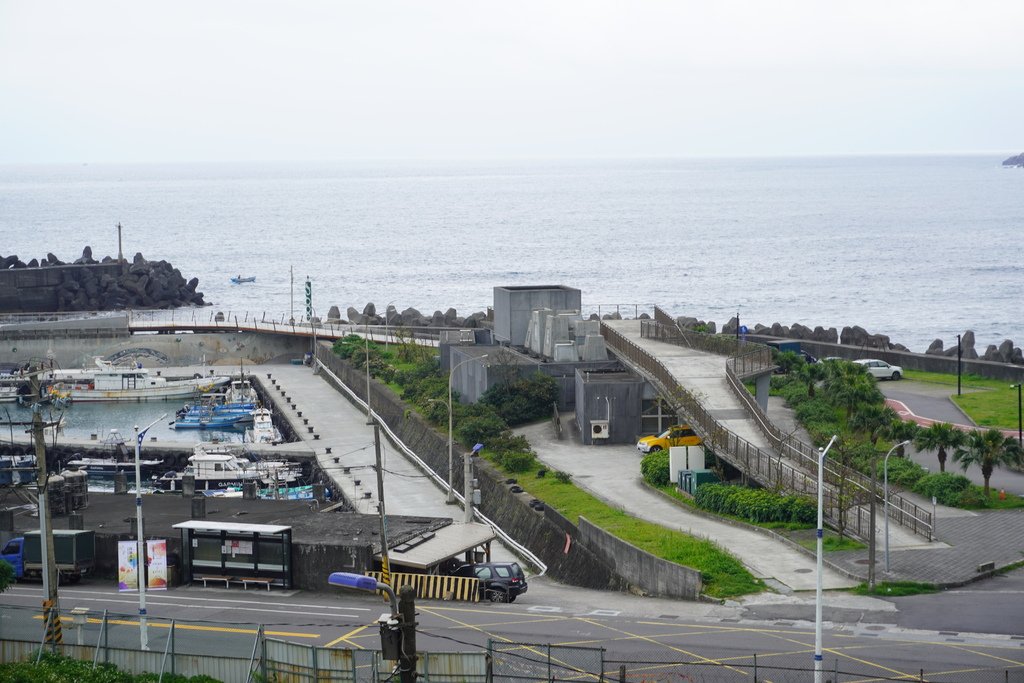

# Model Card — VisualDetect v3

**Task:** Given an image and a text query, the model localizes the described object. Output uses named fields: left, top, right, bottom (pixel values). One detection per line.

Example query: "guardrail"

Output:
left=621, top=319, right=932, bottom=540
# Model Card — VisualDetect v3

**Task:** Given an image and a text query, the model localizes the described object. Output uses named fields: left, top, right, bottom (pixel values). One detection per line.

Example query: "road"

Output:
left=3, top=572, right=1022, bottom=679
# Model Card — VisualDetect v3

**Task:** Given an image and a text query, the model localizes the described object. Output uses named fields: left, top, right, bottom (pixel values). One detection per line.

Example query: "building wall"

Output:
left=574, top=372, right=645, bottom=445
left=492, top=286, right=582, bottom=347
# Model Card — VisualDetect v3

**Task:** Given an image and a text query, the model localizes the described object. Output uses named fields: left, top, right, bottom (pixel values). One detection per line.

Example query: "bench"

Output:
left=195, top=574, right=231, bottom=588
left=239, top=577, right=273, bottom=591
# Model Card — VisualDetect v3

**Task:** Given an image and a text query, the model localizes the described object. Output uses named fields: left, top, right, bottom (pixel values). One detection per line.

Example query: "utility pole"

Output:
left=117, top=222, right=124, bottom=266
left=30, top=366, right=61, bottom=645
left=397, top=584, right=418, bottom=683
left=867, top=456, right=878, bottom=590
left=373, top=422, right=390, bottom=587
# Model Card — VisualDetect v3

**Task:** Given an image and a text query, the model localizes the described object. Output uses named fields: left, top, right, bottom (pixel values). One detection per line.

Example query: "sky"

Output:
left=1, top=1, right=1022, bottom=163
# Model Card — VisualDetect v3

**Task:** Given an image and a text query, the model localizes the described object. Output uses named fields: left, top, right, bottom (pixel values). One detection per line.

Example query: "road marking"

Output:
left=5, top=586, right=370, bottom=612
left=586, top=610, right=620, bottom=617
left=527, top=606, right=562, bottom=613
left=3, top=593, right=364, bottom=620
left=32, top=614, right=318, bottom=639
left=325, top=623, right=372, bottom=649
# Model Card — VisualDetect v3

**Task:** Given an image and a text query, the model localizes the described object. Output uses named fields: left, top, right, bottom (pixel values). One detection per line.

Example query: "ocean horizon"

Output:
left=1, top=154, right=1021, bottom=353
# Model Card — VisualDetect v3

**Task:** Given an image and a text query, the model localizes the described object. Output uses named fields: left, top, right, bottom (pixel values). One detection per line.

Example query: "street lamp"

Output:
left=1013, top=384, right=1022, bottom=446
left=447, top=354, right=487, bottom=504
left=328, top=571, right=398, bottom=616
left=814, top=434, right=837, bottom=683
left=365, top=319, right=373, bottom=425
left=884, top=440, right=912, bottom=574
left=465, top=443, right=484, bottom=523
left=383, top=300, right=396, bottom=346
left=134, top=412, right=167, bottom=651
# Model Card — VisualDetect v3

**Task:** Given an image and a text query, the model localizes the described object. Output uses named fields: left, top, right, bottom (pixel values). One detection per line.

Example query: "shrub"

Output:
left=554, top=470, right=572, bottom=484
left=641, top=450, right=671, bottom=487
left=481, top=372, right=559, bottom=426
left=879, top=456, right=927, bottom=489
left=454, top=414, right=508, bottom=447
left=499, top=451, right=536, bottom=472
left=694, top=483, right=816, bottom=525
left=913, top=472, right=972, bottom=506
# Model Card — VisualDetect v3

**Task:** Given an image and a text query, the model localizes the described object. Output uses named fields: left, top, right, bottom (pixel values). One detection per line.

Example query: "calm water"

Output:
left=1, top=156, right=1021, bottom=352
left=1, top=401, right=243, bottom=445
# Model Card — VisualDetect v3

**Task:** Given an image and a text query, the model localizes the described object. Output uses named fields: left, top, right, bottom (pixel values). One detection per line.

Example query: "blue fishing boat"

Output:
left=230, top=275, right=256, bottom=284
left=171, top=404, right=251, bottom=430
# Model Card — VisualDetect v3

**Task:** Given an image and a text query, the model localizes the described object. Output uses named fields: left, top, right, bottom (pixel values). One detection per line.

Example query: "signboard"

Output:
left=117, top=539, right=168, bottom=591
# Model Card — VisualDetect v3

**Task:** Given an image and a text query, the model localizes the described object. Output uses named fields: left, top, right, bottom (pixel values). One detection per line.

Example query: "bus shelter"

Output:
left=173, top=520, right=292, bottom=589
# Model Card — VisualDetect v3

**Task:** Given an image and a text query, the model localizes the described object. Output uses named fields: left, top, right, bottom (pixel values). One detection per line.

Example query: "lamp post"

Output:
left=383, top=300, right=396, bottom=346
left=365, top=319, right=373, bottom=425
left=883, top=440, right=912, bottom=574
left=134, top=412, right=167, bottom=651
left=328, top=571, right=398, bottom=615
left=814, top=434, right=837, bottom=683
left=1013, top=384, right=1023, bottom=446
left=956, top=333, right=962, bottom=397
left=464, top=442, right=484, bottom=523
left=447, top=355, right=487, bottom=504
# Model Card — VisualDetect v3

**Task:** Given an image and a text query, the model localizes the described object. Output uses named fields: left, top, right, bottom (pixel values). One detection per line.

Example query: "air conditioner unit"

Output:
left=590, top=420, right=610, bottom=440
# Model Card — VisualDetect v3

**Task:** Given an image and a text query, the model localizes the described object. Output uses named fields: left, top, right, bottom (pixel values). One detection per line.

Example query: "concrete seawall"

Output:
left=315, top=344, right=706, bottom=599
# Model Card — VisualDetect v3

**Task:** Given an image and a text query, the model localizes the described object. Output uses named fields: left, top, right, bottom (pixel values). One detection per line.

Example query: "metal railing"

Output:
left=618, top=318, right=932, bottom=540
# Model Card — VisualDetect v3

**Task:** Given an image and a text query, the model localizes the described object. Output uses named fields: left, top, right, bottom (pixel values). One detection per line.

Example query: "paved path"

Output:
left=516, top=419, right=858, bottom=593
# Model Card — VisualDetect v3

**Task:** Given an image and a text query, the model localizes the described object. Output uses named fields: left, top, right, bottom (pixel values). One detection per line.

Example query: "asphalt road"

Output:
left=3, top=572, right=1022, bottom=680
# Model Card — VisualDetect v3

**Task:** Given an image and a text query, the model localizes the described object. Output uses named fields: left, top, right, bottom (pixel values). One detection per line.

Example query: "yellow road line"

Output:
left=325, top=623, right=372, bottom=649
left=33, top=614, right=317, bottom=639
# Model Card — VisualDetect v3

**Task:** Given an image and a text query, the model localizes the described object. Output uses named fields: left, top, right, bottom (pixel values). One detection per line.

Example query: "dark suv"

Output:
left=450, top=562, right=528, bottom=603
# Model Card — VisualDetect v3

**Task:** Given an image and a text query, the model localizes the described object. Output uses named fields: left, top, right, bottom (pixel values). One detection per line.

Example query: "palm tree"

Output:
left=888, top=419, right=921, bottom=457
left=795, top=361, right=826, bottom=397
left=914, top=422, right=966, bottom=473
left=826, top=372, right=883, bottom=422
left=849, top=404, right=898, bottom=446
left=952, top=428, right=1023, bottom=497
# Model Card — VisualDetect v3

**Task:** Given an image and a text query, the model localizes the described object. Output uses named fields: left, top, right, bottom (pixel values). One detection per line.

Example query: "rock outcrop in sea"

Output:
left=1002, top=153, right=1024, bottom=167
left=0, top=247, right=206, bottom=312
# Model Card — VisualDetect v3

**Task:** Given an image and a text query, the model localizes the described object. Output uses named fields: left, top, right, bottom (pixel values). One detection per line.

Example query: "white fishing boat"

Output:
left=47, top=358, right=230, bottom=403
left=245, top=407, right=282, bottom=444
left=63, top=429, right=167, bottom=479
left=156, top=443, right=302, bottom=492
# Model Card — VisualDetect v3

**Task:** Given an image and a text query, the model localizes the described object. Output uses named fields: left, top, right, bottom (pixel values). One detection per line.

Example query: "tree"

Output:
left=914, top=422, right=966, bottom=473
left=849, top=404, right=898, bottom=446
left=0, top=559, right=12, bottom=592
left=953, top=428, right=1022, bottom=497
left=795, top=361, right=826, bottom=398
left=888, top=419, right=921, bottom=457
left=826, top=372, right=883, bottom=422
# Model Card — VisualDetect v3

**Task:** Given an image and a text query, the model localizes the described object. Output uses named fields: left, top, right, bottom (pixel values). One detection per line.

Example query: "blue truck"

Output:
left=0, top=529, right=95, bottom=583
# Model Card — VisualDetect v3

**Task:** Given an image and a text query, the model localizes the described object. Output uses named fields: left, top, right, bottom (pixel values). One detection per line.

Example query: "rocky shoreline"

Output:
left=0, top=247, right=206, bottom=311
left=680, top=315, right=1024, bottom=365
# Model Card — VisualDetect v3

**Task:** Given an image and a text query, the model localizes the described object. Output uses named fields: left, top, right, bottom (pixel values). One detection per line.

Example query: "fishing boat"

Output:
left=230, top=275, right=256, bottom=284
left=63, top=429, right=167, bottom=479
left=245, top=407, right=282, bottom=444
left=156, top=444, right=302, bottom=491
left=47, top=358, right=230, bottom=403
left=171, top=404, right=252, bottom=430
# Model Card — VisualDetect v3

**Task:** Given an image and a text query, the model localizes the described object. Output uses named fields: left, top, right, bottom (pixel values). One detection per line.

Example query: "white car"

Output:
left=854, top=358, right=903, bottom=381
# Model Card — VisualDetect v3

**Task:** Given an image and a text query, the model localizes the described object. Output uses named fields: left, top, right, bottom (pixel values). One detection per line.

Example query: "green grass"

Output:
left=493, top=458, right=763, bottom=598
left=902, top=370, right=1020, bottom=429
left=963, top=490, right=1024, bottom=510
left=850, top=581, right=939, bottom=597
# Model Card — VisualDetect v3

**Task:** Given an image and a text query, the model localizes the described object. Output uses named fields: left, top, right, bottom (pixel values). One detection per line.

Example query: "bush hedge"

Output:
left=912, top=472, right=972, bottom=506
left=640, top=450, right=671, bottom=487
left=694, top=483, right=816, bottom=524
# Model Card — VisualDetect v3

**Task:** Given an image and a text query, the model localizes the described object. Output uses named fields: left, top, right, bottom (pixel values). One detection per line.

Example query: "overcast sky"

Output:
left=1, top=1, right=1021, bottom=163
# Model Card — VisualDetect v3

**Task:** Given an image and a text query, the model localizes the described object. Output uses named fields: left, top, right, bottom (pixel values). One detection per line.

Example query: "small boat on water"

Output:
left=156, top=443, right=303, bottom=491
left=47, top=358, right=231, bottom=403
left=230, top=275, right=256, bottom=284
left=63, top=429, right=167, bottom=479
left=172, top=404, right=252, bottom=430
left=245, top=407, right=282, bottom=444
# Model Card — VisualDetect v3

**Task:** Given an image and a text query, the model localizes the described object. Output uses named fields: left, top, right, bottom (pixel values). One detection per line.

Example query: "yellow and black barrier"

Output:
left=42, top=599, right=63, bottom=645
left=366, top=571, right=480, bottom=602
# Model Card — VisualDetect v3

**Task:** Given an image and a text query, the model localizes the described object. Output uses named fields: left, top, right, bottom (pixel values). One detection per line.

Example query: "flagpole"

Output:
left=134, top=413, right=166, bottom=651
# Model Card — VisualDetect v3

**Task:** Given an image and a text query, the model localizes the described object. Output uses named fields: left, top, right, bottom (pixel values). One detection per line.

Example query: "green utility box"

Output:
left=677, top=469, right=718, bottom=495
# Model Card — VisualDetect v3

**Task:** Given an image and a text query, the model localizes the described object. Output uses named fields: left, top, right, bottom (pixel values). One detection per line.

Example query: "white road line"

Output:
left=526, top=606, right=562, bottom=613
left=4, top=587, right=370, bottom=612
left=586, top=609, right=620, bottom=616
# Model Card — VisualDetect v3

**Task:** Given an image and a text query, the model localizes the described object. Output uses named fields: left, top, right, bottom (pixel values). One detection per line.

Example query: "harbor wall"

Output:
left=317, top=344, right=691, bottom=596
left=0, top=330, right=309, bottom=369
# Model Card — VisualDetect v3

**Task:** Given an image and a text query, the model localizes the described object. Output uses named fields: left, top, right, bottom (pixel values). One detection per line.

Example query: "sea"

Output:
left=0, top=155, right=1021, bottom=356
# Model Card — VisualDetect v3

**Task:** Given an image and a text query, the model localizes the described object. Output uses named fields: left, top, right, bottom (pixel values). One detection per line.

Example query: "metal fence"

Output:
left=646, top=311, right=934, bottom=539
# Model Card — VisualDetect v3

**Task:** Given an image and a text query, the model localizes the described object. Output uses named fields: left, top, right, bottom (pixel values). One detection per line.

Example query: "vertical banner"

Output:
left=118, top=540, right=138, bottom=592
left=147, top=539, right=168, bottom=590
